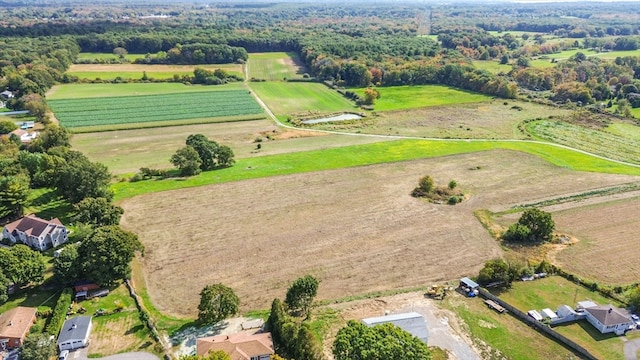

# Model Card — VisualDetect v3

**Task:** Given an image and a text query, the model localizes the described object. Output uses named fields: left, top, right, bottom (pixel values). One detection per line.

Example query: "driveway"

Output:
left=70, top=347, right=159, bottom=360
left=624, top=337, right=640, bottom=360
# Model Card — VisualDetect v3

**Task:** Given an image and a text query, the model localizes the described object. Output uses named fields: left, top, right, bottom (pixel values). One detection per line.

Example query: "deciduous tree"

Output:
left=197, top=283, right=239, bottom=325
left=73, top=197, right=124, bottom=226
left=333, top=321, right=430, bottom=360
left=20, top=333, right=56, bottom=360
left=0, top=245, right=46, bottom=287
left=285, top=275, right=319, bottom=317
left=53, top=243, right=82, bottom=285
left=517, top=208, right=555, bottom=243
left=0, top=173, right=30, bottom=219
left=171, top=146, right=202, bottom=176
left=79, top=226, right=143, bottom=286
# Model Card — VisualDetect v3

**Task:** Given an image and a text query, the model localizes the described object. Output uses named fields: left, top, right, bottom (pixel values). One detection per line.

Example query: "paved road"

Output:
left=624, top=338, right=640, bottom=360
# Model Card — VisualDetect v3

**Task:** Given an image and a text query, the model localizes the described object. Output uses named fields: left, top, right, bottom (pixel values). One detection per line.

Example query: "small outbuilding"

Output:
left=528, top=310, right=543, bottom=321
left=541, top=308, right=558, bottom=320
left=459, top=277, right=479, bottom=291
left=362, top=312, right=428, bottom=343
left=57, top=316, right=92, bottom=351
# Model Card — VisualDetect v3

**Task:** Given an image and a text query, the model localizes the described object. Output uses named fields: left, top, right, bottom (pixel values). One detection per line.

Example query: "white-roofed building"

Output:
left=362, top=312, right=428, bottom=343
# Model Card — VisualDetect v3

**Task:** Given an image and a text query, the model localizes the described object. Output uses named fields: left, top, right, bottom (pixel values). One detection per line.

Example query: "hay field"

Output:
left=120, top=150, right=638, bottom=317
left=553, top=196, right=640, bottom=284
left=247, top=52, right=308, bottom=80
left=67, top=63, right=243, bottom=80
left=310, top=100, right=572, bottom=139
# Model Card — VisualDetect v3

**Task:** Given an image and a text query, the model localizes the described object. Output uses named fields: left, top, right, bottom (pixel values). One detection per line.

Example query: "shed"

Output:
left=57, top=316, right=92, bottom=351
left=541, top=308, right=558, bottom=319
left=459, top=277, right=479, bottom=290
left=577, top=300, right=598, bottom=310
left=362, top=312, right=428, bottom=343
left=557, top=305, right=577, bottom=318
left=528, top=310, right=543, bottom=321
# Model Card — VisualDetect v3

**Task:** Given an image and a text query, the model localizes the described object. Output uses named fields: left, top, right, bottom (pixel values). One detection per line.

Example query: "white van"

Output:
left=58, top=350, right=69, bottom=360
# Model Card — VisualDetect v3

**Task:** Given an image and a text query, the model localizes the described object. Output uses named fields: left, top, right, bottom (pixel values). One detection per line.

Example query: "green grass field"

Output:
left=472, top=60, right=513, bottom=74
left=250, top=81, right=356, bottom=114
left=49, top=89, right=264, bottom=129
left=496, top=276, right=627, bottom=360
left=526, top=120, right=640, bottom=164
left=67, top=70, right=241, bottom=81
left=354, top=85, right=492, bottom=111
left=47, top=82, right=246, bottom=100
left=66, top=63, right=243, bottom=81
left=247, top=52, right=307, bottom=80
left=76, top=52, right=147, bottom=61
left=111, top=139, right=640, bottom=201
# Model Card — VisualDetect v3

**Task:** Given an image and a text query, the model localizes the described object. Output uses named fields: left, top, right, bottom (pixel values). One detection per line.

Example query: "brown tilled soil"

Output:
left=120, top=149, right=638, bottom=317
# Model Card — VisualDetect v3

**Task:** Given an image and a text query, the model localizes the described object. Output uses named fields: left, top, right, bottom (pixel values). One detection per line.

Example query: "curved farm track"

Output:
left=120, top=149, right=638, bottom=317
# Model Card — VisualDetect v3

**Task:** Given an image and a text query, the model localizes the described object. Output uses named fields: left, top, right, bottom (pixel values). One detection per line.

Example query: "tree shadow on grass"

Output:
left=125, top=324, right=145, bottom=335
left=169, top=320, right=230, bottom=347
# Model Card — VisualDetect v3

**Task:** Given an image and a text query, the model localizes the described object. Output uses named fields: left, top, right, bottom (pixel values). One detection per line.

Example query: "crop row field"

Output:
left=49, top=89, right=264, bottom=129
left=66, top=63, right=243, bottom=81
left=247, top=52, right=308, bottom=80
left=527, top=120, right=640, bottom=165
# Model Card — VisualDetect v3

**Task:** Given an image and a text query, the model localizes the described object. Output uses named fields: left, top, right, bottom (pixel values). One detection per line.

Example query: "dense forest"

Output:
left=1, top=1, right=640, bottom=112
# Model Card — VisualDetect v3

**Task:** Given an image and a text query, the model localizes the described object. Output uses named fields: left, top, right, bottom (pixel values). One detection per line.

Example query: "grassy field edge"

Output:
left=112, top=138, right=640, bottom=201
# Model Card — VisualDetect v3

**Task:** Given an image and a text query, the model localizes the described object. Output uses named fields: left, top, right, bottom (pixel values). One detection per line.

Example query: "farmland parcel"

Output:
left=49, top=90, right=264, bottom=130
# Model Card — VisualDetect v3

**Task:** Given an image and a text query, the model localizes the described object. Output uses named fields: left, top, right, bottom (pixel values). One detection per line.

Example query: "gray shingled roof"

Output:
left=585, top=305, right=631, bottom=326
left=362, top=312, right=429, bottom=342
left=57, top=316, right=91, bottom=345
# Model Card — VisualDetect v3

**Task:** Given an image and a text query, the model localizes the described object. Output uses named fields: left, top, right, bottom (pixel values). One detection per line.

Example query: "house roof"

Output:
left=197, top=331, right=274, bottom=360
left=57, top=316, right=92, bottom=345
left=585, top=305, right=632, bottom=326
left=4, top=215, right=65, bottom=238
left=362, top=312, right=429, bottom=342
left=0, top=307, right=37, bottom=340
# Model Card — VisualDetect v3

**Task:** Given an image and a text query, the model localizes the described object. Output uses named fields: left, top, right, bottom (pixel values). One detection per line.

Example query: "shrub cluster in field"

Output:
left=411, top=175, right=464, bottom=204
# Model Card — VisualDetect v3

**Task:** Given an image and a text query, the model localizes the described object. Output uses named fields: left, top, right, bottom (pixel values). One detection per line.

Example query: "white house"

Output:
left=2, top=215, right=69, bottom=251
left=9, top=129, right=38, bottom=143
left=584, top=305, right=634, bottom=335
left=362, top=312, right=429, bottom=343
left=0, top=90, right=14, bottom=100
left=57, top=316, right=92, bottom=351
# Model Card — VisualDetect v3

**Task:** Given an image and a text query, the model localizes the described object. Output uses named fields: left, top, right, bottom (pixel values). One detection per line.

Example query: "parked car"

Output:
left=58, top=350, right=69, bottom=360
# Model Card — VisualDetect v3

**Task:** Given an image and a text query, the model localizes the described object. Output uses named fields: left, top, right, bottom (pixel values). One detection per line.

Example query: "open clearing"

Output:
left=67, top=63, right=243, bottom=80
left=354, top=85, right=492, bottom=112
left=119, top=150, right=637, bottom=317
left=72, top=120, right=389, bottom=175
left=247, top=52, right=308, bottom=80
left=308, top=100, right=572, bottom=139
left=249, top=81, right=356, bottom=115
left=552, top=195, right=640, bottom=284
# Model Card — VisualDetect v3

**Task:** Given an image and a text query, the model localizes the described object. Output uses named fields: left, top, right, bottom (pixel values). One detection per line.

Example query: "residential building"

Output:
left=583, top=305, right=634, bottom=335
left=2, top=215, right=69, bottom=251
left=57, top=316, right=92, bottom=351
left=0, top=307, right=37, bottom=350
left=197, top=331, right=274, bottom=360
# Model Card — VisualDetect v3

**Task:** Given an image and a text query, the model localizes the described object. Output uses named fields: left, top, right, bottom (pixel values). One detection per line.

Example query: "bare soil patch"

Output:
left=552, top=195, right=640, bottom=284
left=120, top=150, right=637, bottom=317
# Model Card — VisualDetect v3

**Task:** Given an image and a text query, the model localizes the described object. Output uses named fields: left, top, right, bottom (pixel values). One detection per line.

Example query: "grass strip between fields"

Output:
left=112, top=139, right=640, bottom=201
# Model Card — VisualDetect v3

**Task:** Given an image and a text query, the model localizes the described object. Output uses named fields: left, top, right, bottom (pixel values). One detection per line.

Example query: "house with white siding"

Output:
left=2, top=215, right=69, bottom=251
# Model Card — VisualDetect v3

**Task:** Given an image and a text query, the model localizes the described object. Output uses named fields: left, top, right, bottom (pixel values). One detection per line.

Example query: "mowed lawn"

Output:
left=248, top=52, right=307, bottom=80
left=66, top=63, right=243, bottom=81
left=496, top=276, right=628, bottom=360
left=354, top=85, right=492, bottom=111
left=47, top=82, right=246, bottom=100
left=76, top=52, right=146, bottom=62
left=250, top=82, right=356, bottom=114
